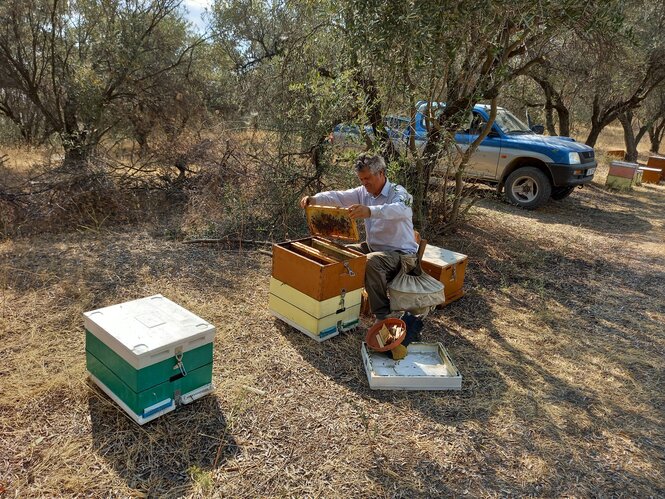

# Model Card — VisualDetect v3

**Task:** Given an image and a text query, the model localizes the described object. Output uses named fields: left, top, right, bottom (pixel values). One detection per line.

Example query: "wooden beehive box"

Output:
left=270, top=206, right=367, bottom=341
left=647, top=155, right=665, bottom=182
left=607, top=149, right=626, bottom=160
left=638, top=166, right=662, bottom=184
left=420, top=244, right=468, bottom=306
left=84, top=295, right=216, bottom=425
left=607, top=161, right=639, bottom=189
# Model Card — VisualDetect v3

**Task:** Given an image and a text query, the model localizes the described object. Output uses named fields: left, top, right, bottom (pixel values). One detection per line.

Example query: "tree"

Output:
left=0, top=0, right=203, bottom=168
left=578, top=0, right=665, bottom=147
left=345, top=1, right=624, bottom=229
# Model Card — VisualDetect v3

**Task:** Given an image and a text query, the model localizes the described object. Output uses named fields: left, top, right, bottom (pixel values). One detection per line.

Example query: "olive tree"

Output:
left=0, top=0, right=203, bottom=168
left=345, top=0, right=624, bottom=229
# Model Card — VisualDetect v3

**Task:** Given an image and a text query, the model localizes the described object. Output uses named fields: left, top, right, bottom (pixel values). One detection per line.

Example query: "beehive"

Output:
left=84, top=295, right=215, bottom=424
left=606, top=161, right=639, bottom=189
left=638, top=166, right=663, bottom=184
left=646, top=155, right=665, bottom=182
left=420, top=245, right=468, bottom=306
left=270, top=206, right=366, bottom=341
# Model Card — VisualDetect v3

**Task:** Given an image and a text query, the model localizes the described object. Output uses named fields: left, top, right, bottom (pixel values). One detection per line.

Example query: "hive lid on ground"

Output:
left=361, top=342, right=462, bottom=390
left=306, top=205, right=359, bottom=241
left=83, top=294, right=216, bottom=370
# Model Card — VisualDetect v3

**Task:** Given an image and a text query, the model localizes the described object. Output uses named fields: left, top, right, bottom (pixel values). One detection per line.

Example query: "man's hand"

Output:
left=300, top=196, right=310, bottom=209
left=348, top=204, right=371, bottom=219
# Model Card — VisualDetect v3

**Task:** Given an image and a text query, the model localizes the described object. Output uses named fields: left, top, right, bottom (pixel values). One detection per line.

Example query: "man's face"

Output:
left=357, top=168, right=386, bottom=196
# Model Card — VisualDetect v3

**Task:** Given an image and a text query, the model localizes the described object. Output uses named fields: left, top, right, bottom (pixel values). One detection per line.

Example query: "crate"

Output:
left=420, top=245, right=468, bottom=306
left=361, top=342, right=462, bottom=390
left=84, top=295, right=215, bottom=424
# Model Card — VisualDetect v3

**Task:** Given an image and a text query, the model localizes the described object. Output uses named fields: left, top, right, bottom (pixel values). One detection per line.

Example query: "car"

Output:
left=334, top=102, right=597, bottom=209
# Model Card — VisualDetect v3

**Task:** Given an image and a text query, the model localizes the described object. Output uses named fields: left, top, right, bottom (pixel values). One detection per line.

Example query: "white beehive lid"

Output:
left=84, top=295, right=216, bottom=370
left=361, top=342, right=462, bottom=390
left=422, top=245, right=467, bottom=267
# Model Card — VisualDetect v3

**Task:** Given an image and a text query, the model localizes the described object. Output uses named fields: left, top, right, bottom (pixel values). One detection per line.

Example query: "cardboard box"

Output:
left=420, top=245, right=468, bottom=306
left=84, top=295, right=215, bottom=424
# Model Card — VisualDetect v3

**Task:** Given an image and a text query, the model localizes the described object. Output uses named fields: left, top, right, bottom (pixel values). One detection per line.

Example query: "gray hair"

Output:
left=354, top=154, right=386, bottom=175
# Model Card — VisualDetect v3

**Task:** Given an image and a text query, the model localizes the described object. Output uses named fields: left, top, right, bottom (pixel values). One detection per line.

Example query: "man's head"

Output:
left=355, top=154, right=387, bottom=196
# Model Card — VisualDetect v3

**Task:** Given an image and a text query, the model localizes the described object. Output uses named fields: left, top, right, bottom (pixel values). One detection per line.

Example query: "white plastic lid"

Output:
left=84, top=294, right=215, bottom=369
left=422, top=245, right=467, bottom=266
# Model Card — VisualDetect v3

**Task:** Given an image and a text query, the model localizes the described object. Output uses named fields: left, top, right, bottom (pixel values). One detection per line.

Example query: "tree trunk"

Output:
left=556, top=105, right=570, bottom=137
left=649, top=117, right=665, bottom=153
left=544, top=99, right=557, bottom=136
left=61, top=99, right=97, bottom=169
left=585, top=125, right=603, bottom=148
left=618, top=111, right=638, bottom=162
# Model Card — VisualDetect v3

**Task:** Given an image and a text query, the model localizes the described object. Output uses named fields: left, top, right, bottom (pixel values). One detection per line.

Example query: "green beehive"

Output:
left=84, top=295, right=216, bottom=425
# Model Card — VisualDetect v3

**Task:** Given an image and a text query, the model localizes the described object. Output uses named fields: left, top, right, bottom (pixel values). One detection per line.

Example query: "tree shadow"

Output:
left=275, top=204, right=664, bottom=495
left=475, top=185, right=656, bottom=236
left=0, top=228, right=259, bottom=304
left=88, top=382, right=238, bottom=497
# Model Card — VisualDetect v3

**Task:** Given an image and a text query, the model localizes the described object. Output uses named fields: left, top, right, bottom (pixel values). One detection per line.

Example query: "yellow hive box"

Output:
left=269, top=277, right=362, bottom=341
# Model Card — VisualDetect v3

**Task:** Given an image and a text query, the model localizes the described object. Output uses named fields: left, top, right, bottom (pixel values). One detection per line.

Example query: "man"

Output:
left=300, top=154, right=418, bottom=321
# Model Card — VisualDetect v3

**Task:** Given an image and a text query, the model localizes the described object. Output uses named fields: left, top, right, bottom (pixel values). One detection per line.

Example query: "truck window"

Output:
left=459, top=112, right=486, bottom=135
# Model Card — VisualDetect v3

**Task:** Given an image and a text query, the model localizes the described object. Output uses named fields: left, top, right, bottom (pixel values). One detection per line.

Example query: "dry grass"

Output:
left=1, top=147, right=664, bottom=497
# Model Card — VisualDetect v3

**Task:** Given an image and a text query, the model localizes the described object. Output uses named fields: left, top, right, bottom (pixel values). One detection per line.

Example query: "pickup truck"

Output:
left=333, top=101, right=597, bottom=209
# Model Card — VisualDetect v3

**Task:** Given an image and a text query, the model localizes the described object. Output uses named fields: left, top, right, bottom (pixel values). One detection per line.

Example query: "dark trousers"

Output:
left=346, top=242, right=402, bottom=319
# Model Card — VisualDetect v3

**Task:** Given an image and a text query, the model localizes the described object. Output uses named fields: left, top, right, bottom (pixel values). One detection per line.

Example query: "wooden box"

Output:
left=271, top=207, right=367, bottom=341
left=607, top=149, right=626, bottom=160
left=639, top=166, right=663, bottom=184
left=84, top=295, right=215, bottom=425
left=361, top=342, right=462, bottom=390
left=647, top=155, right=665, bottom=182
left=607, top=161, right=639, bottom=189
left=271, top=237, right=366, bottom=341
left=420, top=245, right=468, bottom=306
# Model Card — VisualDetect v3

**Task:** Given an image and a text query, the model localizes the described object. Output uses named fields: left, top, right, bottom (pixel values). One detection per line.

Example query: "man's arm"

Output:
left=301, top=188, right=362, bottom=208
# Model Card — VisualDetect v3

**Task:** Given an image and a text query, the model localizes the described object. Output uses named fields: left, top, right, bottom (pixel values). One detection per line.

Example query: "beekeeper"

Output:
left=300, top=154, right=418, bottom=322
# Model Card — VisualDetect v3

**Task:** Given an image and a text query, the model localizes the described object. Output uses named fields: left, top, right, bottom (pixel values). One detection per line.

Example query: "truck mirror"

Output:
left=531, top=124, right=545, bottom=135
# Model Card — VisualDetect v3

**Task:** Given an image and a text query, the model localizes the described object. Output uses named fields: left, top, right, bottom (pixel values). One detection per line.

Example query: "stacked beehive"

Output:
left=270, top=206, right=367, bottom=341
left=606, top=161, right=640, bottom=189
left=85, top=295, right=216, bottom=424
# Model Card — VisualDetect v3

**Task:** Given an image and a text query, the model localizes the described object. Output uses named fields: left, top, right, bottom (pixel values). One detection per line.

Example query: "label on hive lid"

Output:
left=305, top=205, right=359, bottom=241
left=83, top=294, right=216, bottom=370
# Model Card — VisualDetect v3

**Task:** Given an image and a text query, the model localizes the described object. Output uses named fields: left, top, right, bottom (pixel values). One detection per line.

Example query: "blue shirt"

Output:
left=311, top=180, right=418, bottom=254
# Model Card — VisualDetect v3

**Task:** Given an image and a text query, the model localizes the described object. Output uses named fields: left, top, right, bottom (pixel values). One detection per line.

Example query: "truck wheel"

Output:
left=551, top=186, right=575, bottom=200
left=505, top=167, right=552, bottom=209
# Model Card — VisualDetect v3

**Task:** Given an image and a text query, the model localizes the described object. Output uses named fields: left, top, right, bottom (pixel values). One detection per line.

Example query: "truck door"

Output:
left=455, top=112, right=501, bottom=180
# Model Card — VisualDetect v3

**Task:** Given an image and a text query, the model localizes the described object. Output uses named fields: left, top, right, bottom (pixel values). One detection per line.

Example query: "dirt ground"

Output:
left=1, top=152, right=664, bottom=497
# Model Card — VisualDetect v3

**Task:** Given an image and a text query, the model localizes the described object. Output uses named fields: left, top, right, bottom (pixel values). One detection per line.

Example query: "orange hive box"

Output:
left=607, top=149, right=626, bottom=159
left=646, top=156, right=665, bottom=182
left=638, top=166, right=662, bottom=184
left=420, top=245, right=468, bottom=307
